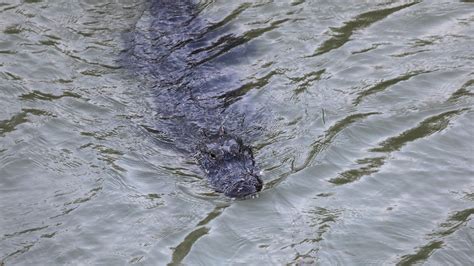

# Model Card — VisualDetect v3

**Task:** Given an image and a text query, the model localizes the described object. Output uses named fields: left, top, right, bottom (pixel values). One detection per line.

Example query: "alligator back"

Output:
left=123, top=0, right=256, bottom=152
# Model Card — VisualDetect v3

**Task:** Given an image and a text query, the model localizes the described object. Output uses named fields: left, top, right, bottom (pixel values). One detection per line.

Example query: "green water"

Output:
left=1, top=0, right=473, bottom=265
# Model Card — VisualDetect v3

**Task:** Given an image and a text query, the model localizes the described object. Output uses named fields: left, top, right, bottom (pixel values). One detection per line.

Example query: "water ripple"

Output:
left=168, top=205, right=228, bottom=265
left=353, top=70, right=431, bottom=105
left=308, top=1, right=420, bottom=57
left=330, top=108, right=469, bottom=185
left=397, top=208, right=474, bottom=265
left=0, top=109, right=51, bottom=136
left=192, top=18, right=291, bottom=66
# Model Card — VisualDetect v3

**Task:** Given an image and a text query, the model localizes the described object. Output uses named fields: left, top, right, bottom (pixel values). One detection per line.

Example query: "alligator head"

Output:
left=197, top=130, right=263, bottom=199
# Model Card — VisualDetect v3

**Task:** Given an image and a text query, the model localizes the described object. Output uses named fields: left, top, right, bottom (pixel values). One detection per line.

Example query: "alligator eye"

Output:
left=210, top=153, right=217, bottom=159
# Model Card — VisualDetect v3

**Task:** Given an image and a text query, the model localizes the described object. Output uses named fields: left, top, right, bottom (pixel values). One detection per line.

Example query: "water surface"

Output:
left=1, top=0, right=473, bottom=265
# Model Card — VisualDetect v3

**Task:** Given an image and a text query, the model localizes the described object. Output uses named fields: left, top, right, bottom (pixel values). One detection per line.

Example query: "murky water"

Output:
left=1, top=0, right=473, bottom=265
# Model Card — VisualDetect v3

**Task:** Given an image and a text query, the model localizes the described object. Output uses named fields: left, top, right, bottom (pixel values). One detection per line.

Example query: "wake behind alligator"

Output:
left=123, top=0, right=263, bottom=198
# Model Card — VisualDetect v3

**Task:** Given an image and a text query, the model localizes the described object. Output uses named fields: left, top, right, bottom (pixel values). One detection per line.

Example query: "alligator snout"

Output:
left=224, top=173, right=263, bottom=198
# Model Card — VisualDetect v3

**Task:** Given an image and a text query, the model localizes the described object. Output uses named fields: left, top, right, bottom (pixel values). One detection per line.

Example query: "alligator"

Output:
left=122, top=0, right=263, bottom=198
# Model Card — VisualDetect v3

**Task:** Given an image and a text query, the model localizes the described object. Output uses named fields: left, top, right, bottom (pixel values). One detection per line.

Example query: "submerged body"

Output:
left=123, top=0, right=262, bottom=198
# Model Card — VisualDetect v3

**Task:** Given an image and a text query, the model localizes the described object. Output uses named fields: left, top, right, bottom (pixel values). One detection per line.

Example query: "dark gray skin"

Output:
left=197, top=130, right=263, bottom=198
left=122, top=0, right=263, bottom=198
